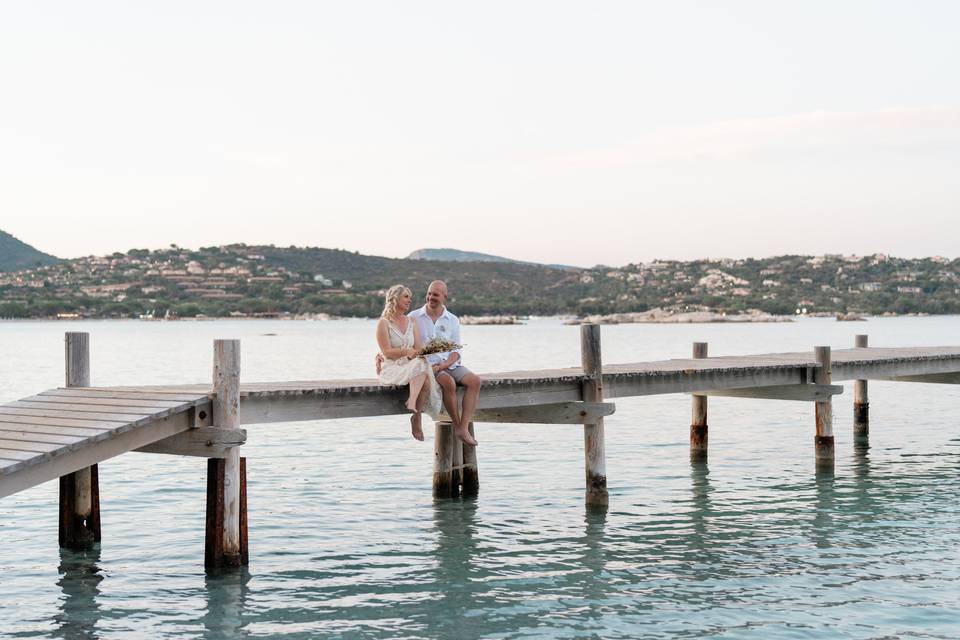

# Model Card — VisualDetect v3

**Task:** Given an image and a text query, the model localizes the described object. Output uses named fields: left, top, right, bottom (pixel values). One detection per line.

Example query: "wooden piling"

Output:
left=59, top=332, right=101, bottom=549
left=461, top=423, right=479, bottom=497
left=854, top=334, right=869, bottom=437
left=206, top=339, right=247, bottom=570
left=690, top=342, right=709, bottom=458
left=433, top=421, right=459, bottom=498
left=580, top=324, right=608, bottom=506
left=205, top=457, right=248, bottom=569
left=814, top=346, right=834, bottom=463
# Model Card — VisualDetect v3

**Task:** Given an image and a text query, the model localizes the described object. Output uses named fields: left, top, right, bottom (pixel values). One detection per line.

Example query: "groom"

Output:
left=410, top=280, right=481, bottom=446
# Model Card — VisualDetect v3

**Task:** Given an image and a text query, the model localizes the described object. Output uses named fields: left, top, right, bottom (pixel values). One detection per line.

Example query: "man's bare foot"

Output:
left=455, top=426, right=477, bottom=447
left=410, top=414, right=424, bottom=441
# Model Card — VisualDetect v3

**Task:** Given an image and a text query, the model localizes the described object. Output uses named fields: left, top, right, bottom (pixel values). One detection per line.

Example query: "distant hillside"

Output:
left=2, top=244, right=959, bottom=319
left=407, top=248, right=518, bottom=263
left=408, top=247, right=579, bottom=271
left=0, top=230, right=59, bottom=272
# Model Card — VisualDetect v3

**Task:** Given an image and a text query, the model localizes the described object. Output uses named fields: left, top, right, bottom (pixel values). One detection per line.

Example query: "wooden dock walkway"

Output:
left=2, top=330, right=959, bottom=569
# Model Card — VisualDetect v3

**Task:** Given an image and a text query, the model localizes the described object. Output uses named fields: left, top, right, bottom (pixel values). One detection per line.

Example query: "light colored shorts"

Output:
left=436, top=365, right=473, bottom=384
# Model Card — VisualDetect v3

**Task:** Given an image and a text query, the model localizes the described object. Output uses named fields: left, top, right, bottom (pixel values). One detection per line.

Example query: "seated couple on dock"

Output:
left=375, top=280, right=480, bottom=446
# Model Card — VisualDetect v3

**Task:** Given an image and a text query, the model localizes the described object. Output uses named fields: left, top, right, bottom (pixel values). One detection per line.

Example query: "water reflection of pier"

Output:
left=54, top=548, right=103, bottom=640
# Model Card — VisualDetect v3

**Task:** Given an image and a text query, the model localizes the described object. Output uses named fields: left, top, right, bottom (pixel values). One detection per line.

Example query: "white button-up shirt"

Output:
left=409, top=305, right=463, bottom=369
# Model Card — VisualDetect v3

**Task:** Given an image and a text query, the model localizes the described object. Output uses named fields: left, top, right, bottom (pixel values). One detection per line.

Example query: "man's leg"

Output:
left=459, top=372, right=481, bottom=433
left=436, top=372, right=460, bottom=427
left=445, top=369, right=479, bottom=446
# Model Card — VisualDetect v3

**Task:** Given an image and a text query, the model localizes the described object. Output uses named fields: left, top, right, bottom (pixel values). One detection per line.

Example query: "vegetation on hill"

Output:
left=0, top=230, right=59, bottom=272
left=0, top=242, right=957, bottom=319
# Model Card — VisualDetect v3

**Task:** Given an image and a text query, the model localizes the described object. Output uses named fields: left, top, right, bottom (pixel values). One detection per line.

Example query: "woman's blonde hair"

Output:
left=381, top=284, right=411, bottom=319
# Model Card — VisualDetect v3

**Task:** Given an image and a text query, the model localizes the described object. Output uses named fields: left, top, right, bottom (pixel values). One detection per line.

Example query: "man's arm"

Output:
left=434, top=351, right=459, bottom=372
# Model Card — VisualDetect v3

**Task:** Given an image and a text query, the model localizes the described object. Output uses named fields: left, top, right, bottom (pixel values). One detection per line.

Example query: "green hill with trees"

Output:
left=0, top=230, right=59, bottom=272
left=0, top=241, right=958, bottom=319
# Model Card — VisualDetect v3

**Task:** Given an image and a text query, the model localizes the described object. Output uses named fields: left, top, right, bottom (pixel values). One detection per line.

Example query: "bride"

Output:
left=376, top=284, right=442, bottom=441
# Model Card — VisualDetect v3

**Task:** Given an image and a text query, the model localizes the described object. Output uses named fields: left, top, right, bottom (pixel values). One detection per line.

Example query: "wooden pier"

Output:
left=2, top=329, right=960, bottom=570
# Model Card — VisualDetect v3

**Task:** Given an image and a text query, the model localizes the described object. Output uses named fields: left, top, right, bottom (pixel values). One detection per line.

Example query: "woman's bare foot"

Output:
left=410, top=414, right=424, bottom=441
left=405, top=398, right=417, bottom=413
left=455, top=425, right=477, bottom=447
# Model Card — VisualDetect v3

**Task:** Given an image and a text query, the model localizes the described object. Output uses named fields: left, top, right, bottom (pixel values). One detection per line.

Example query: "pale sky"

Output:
left=1, top=1, right=958, bottom=268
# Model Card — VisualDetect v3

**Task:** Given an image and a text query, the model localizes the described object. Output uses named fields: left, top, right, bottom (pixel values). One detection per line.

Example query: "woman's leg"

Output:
left=406, top=372, right=427, bottom=412
left=410, top=413, right=424, bottom=441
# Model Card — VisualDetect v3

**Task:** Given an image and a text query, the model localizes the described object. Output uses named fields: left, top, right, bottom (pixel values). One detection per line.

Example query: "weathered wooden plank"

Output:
left=6, top=399, right=177, bottom=415
left=0, top=406, right=148, bottom=422
left=238, top=379, right=584, bottom=425
left=93, top=385, right=210, bottom=395
left=0, top=428, right=81, bottom=446
left=464, top=401, right=615, bottom=424
left=25, top=394, right=191, bottom=409
left=831, top=348, right=960, bottom=381
left=603, top=365, right=808, bottom=398
left=136, top=427, right=246, bottom=458
left=875, top=373, right=960, bottom=384
left=696, top=384, right=843, bottom=402
left=0, top=410, right=194, bottom=498
left=0, top=438, right=62, bottom=454
left=40, top=388, right=209, bottom=402
left=0, top=448, right=41, bottom=461
left=0, top=415, right=122, bottom=431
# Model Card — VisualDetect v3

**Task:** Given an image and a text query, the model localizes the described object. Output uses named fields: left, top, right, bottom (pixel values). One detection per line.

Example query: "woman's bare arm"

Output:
left=412, top=321, right=424, bottom=352
left=376, top=319, right=413, bottom=360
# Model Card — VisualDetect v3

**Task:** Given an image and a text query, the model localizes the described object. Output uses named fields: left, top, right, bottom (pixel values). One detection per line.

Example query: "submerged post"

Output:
left=690, top=342, right=709, bottom=458
left=433, top=421, right=459, bottom=498
left=206, top=339, right=248, bottom=570
left=580, top=324, right=608, bottom=506
left=59, top=332, right=101, bottom=549
left=854, top=334, right=869, bottom=437
left=814, top=346, right=834, bottom=464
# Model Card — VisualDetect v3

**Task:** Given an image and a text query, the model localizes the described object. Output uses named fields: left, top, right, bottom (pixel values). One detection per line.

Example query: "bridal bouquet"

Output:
left=417, top=336, right=463, bottom=356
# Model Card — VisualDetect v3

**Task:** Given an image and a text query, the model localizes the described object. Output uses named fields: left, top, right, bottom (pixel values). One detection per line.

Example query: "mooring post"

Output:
left=59, top=332, right=101, bottom=549
left=461, top=423, right=479, bottom=497
left=206, top=339, right=248, bottom=570
left=690, top=342, right=709, bottom=458
left=433, top=421, right=459, bottom=498
left=814, top=345, right=835, bottom=464
left=580, top=324, right=608, bottom=506
left=854, top=334, right=869, bottom=437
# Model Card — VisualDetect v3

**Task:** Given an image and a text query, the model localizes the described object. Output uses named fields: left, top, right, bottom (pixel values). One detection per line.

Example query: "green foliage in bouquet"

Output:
left=418, top=337, right=463, bottom=356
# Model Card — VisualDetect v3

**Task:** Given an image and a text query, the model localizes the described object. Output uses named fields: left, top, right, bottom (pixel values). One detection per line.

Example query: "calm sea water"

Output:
left=1, top=316, right=959, bottom=639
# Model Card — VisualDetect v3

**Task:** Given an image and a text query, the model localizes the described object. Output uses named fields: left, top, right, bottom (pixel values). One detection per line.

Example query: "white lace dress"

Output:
left=378, top=320, right=442, bottom=418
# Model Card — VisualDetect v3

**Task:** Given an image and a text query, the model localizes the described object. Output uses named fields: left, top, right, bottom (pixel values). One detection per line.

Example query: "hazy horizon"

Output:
left=5, top=227, right=957, bottom=271
left=2, top=1, right=958, bottom=266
